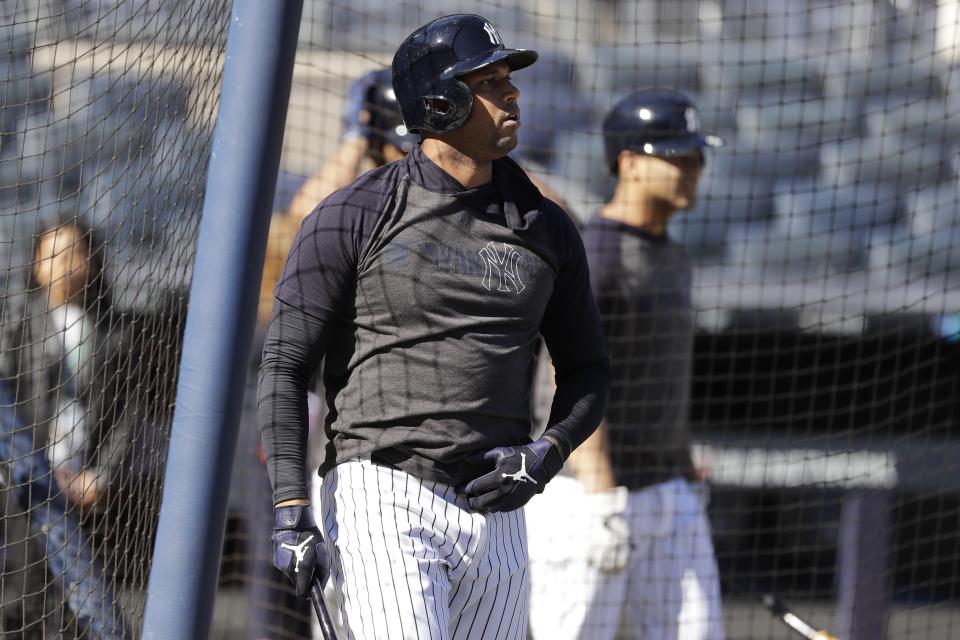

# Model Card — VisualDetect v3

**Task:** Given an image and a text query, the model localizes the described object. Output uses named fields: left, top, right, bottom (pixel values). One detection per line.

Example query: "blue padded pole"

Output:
left=141, top=1, right=303, bottom=638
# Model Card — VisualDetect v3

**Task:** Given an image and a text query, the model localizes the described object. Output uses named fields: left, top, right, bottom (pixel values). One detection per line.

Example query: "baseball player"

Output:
left=527, top=89, right=725, bottom=640
left=258, top=14, right=609, bottom=640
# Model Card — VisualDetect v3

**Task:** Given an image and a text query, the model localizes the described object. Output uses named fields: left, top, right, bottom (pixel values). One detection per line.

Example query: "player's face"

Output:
left=456, top=63, right=520, bottom=160
left=33, top=225, right=90, bottom=300
left=623, top=151, right=704, bottom=210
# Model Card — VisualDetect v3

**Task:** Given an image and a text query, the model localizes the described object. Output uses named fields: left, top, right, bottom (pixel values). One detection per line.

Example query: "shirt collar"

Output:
left=406, top=144, right=543, bottom=230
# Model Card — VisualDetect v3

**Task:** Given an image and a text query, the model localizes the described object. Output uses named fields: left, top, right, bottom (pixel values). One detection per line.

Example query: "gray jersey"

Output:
left=582, top=216, right=695, bottom=489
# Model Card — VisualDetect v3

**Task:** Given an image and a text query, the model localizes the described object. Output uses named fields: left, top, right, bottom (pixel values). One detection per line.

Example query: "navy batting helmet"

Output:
left=365, top=68, right=418, bottom=154
left=392, top=14, right=538, bottom=134
left=602, top=89, right=723, bottom=175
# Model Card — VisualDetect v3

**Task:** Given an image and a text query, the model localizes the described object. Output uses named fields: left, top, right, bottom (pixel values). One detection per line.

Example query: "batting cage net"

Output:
left=3, top=1, right=960, bottom=639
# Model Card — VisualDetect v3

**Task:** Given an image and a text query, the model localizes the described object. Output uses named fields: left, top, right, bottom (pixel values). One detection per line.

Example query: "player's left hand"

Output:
left=462, top=438, right=564, bottom=513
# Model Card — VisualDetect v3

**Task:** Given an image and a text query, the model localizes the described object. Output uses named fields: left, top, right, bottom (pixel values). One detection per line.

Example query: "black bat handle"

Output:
left=310, top=576, right=339, bottom=640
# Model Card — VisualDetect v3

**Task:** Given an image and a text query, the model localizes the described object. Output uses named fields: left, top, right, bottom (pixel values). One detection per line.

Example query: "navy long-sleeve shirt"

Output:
left=259, top=146, right=609, bottom=503
left=583, top=216, right=696, bottom=489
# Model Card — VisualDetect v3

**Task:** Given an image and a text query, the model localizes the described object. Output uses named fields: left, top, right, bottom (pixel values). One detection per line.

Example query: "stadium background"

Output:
left=1, top=0, right=959, bottom=638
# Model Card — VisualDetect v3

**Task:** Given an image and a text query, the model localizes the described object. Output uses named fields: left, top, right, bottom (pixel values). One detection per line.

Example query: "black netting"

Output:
left=0, top=0, right=226, bottom=637
left=248, top=3, right=959, bottom=639
left=4, top=1, right=960, bottom=638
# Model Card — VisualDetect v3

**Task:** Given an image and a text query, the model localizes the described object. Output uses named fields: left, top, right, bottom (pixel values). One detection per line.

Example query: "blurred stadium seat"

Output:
left=717, top=0, right=810, bottom=42
left=864, top=97, right=960, bottom=145
left=773, top=179, right=900, bottom=237
left=611, top=0, right=704, bottom=42
left=823, top=56, right=944, bottom=103
left=548, top=128, right=612, bottom=215
left=587, top=43, right=701, bottom=95
left=820, top=135, right=949, bottom=189
left=736, top=97, right=861, bottom=150
left=511, top=47, right=593, bottom=167
left=868, top=220, right=960, bottom=286
left=711, top=142, right=820, bottom=181
left=63, top=0, right=226, bottom=46
left=905, top=183, right=960, bottom=237
left=324, top=0, right=533, bottom=52
left=726, top=220, right=866, bottom=276
left=54, top=73, right=190, bottom=155
left=698, top=42, right=822, bottom=107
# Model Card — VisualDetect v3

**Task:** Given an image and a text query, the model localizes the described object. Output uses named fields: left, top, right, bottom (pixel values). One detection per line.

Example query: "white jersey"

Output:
left=526, top=476, right=724, bottom=640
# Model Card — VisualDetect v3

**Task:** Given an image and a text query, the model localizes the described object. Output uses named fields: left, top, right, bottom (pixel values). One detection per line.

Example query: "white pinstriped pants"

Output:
left=318, top=459, right=530, bottom=640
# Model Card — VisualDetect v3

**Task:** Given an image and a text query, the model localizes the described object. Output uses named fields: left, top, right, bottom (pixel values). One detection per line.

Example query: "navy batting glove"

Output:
left=462, top=438, right=564, bottom=513
left=272, top=505, right=330, bottom=598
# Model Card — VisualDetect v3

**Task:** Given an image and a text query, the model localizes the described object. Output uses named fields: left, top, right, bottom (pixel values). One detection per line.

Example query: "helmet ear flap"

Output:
left=445, top=79, right=474, bottom=131
left=418, top=80, right=474, bottom=133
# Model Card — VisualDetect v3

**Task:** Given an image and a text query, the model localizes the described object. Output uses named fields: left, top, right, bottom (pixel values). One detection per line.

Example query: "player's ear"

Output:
left=617, top=150, right=637, bottom=178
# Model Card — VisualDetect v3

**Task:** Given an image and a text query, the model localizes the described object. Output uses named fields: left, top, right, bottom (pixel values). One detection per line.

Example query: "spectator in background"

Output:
left=0, top=218, right=132, bottom=638
left=25, top=219, right=164, bottom=529
left=526, top=89, right=725, bottom=640
left=27, top=221, right=121, bottom=508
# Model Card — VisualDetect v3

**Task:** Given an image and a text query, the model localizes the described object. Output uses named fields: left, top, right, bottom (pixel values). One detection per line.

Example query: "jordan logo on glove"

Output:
left=502, top=453, right=538, bottom=484
left=280, top=534, right=315, bottom=573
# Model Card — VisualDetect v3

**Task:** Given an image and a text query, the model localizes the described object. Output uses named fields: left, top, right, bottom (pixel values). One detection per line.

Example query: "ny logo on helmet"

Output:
left=483, top=22, right=504, bottom=46
left=479, top=241, right=525, bottom=294
left=684, top=107, right=701, bottom=133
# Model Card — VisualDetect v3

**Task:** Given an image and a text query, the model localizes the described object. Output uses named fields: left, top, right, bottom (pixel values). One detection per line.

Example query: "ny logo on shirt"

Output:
left=479, top=241, right=525, bottom=294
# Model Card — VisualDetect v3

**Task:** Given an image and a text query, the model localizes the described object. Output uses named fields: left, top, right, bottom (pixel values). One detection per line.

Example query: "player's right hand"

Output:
left=272, top=505, right=330, bottom=598
left=583, top=486, right=631, bottom=573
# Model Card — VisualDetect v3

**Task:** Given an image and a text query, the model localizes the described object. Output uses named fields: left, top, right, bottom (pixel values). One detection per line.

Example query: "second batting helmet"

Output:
left=365, top=68, right=418, bottom=154
left=391, top=14, right=538, bottom=134
left=602, top=89, right=723, bottom=175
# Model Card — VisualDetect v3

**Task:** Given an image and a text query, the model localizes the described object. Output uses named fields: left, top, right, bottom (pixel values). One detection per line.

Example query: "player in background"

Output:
left=287, top=68, right=418, bottom=224
left=258, top=14, right=609, bottom=640
left=527, top=89, right=725, bottom=640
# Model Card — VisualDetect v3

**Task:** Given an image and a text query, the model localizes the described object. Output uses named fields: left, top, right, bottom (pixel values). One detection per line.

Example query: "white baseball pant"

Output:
left=317, top=459, right=530, bottom=640
left=526, top=476, right=724, bottom=640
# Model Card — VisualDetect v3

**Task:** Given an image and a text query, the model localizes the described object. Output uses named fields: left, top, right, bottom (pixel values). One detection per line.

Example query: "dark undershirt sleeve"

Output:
left=259, top=171, right=394, bottom=503
left=538, top=206, right=610, bottom=457
left=258, top=299, right=331, bottom=504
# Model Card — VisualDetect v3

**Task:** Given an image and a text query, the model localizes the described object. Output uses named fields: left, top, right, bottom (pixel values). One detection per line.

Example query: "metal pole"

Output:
left=141, top=1, right=303, bottom=637
left=834, top=490, right=893, bottom=640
